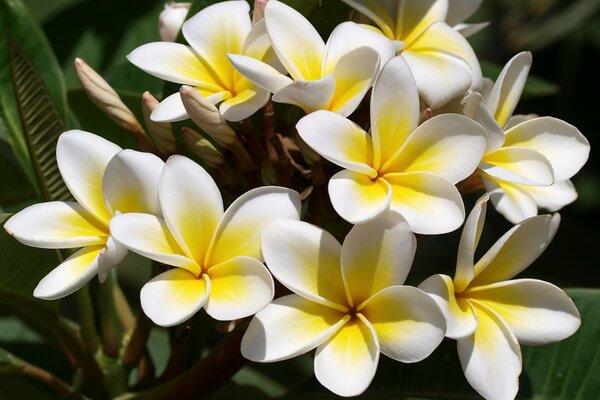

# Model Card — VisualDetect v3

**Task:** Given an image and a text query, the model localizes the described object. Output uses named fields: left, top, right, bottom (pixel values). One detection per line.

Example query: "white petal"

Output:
left=206, top=186, right=301, bottom=266
left=467, top=279, right=580, bottom=345
left=220, top=86, right=270, bottom=122
left=160, top=155, right=223, bottom=264
left=261, top=220, right=348, bottom=309
left=151, top=92, right=189, bottom=122
left=314, top=315, right=379, bottom=397
left=271, top=75, right=335, bottom=113
left=34, top=246, right=103, bottom=300
left=126, top=42, right=222, bottom=90
left=338, top=0, right=396, bottom=39
left=322, top=21, right=395, bottom=75
left=296, top=110, right=376, bottom=175
left=182, top=0, right=251, bottom=89
left=4, top=202, right=107, bottom=249
left=241, top=294, right=347, bottom=362
left=97, top=235, right=128, bottom=283
left=472, top=213, right=560, bottom=285
left=386, top=172, right=465, bottom=234
left=462, top=92, right=505, bottom=153
left=329, top=170, right=392, bottom=224
left=458, top=301, right=522, bottom=400
left=454, top=21, right=489, bottom=37
left=57, top=130, right=121, bottom=224
left=447, top=0, right=483, bottom=26
left=483, top=175, right=539, bottom=224
left=504, top=113, right=537, bottom=130
left=102, top=150, right=164, bottom=216
left=140, top=269, right=210, bottom=327
left=204, top=256, right=274, bottom=320
left=227, top=53, right=293, bottom=93
left=402, top=22, right=473, bottom=108
left=418, top=274, right=478, bottom=339
left=486, top=51, right=532, bottom=128
left=519, top=180, right=578, bottom=212
left=454, top=194, right=488, bottom=292
left=109, top=213, right=201, bottom=276
left=370, top=56, right=419, bottom=169
left=504, top=117, right=590, bottom=182
left=361, top=286, right=446, bottom=362
left=383, top=114, right=487, bottom=183
left=264, top=0, right=325, bottom=81
left=342, top=211, right=416, bottom=306
left=480, top=146, right=554, bottom=186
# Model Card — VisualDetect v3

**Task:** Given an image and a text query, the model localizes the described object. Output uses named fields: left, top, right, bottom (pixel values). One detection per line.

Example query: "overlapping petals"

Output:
left=4, top=130, right=164, bottom=298
left=228, top=0, right=395, bottom=116
left=110, top=155, right=301, bottom=326
left=419, top=195, right=580, bottom=400
left=243, top=212, right=446, bottom=396
left=341, top=0, right=482, bottom=107
left=463, top=52, right=590, bottom=223
left=127, top=1, right=271, bottom=122
left=297, top=56, right=486, bottom=233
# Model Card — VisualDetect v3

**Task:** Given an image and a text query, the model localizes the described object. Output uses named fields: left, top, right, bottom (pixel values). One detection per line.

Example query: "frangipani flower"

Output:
left=341, top=0, right=482, bottom=107
left=419, top=195, right=580, bottom=400
left=228, top=0, right=395, bottom=116
left=297, top=57, right=487, bottom=234
left=463, top=52, right=590, bottom=223
left=4, top=131, right=164, bottom=299
left=447, top=0, right=488, bottom=37
left=128, top=0, right=275, bottom=123
left=110, top=155, right=301, bottom=326
left=243, top=212, right=446, bottom=397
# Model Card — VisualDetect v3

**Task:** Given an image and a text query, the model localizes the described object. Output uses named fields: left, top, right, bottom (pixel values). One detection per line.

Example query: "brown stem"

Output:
left=263, top=101, right=278, bottom=161
left=121, top=313, right=153, bottom=370
left=17, top=361, right=72, bottom=397
left=114, top=282, right=135, bottom=331
left=239, top=119, right=267, bottom=164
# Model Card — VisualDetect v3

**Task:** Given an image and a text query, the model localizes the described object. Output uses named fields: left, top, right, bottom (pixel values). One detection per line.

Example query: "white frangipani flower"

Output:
left=447, top=0, right=488, bottom=37
left=128, top=1, right=276, bottom=123
left=4, top=131, right=164, bottom=299
left=243, top=212, right=446, bottom=397
left=158, top=2, right=191, bottom=42
left=419, top=195, right=580, bottom=400
left=110, top=155, right=301, bottom=326
left=296, top=57, right=487, bottom=234
left=340, top=0, right=482, bottom=107
left=228, top=0, right=395, bottom=116
left=463, top=52, right=590, bottom=223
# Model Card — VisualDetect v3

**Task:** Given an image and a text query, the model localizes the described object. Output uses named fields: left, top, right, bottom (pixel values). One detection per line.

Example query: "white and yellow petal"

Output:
left=242, top=294, right=348, bottom=362
left=160, top=155, right=224, bottom=263
left=219, top=85, right=270, bottom=122
left=361, top=286, right=446, bottom=362
left=261, top=220, right=348, bottom=309
left=150, top=92, right=189, bottom=123
left=4, top=202, right=107, bottom=249
left=97, top=235, right=128, bottom=283
left=57, top=130, right=121, bottom=224
left=483, top=175, right=539, bottom=224
left=109, top=213, right=201, bottom=276
left=204, top=256, right=274, bottom=321
left=462, top=92, right=505, bottom=152
left=466, top=279, right=580, bottom=345
left=480, top=146, right=554, bottom=186
left=518, top=180, right=578, bottom=212
left=296, top=110, right=376, bottom=176
left=329, top=170, right=392, bottom=224
left=314, top=314, right=379, bottom=397
left=227, top=53, right=293, bottom=93
left=271, top=75, right=335, bottom=113
left=458, top=301, right=522, bottom=400
left=383, top=114, right=486, bottom=183
left=447, top=0, right=483, bottom=26
left=338, top=0, right=396, bottom=39
left=34, top=245, right=104, bottom=300
left=206, top=186, right=301, bottom=266
left=140, top=268, right=210, bottom=327
left=102, top=150, right=164, bottom=216
left=418, top=274, right=478, bottom=339
left=386, top=171, right=465, bottom=234
left=341, top=211, right=416, bottom=306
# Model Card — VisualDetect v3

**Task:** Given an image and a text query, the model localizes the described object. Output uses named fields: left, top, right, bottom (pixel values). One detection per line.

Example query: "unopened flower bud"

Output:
left=142, top=92, right=176, bottom=155
left=182, top=127, right=224, bottom=168
left=159, top=2, right=191, bottom=42
left=252, top=0, right=268, bottom=25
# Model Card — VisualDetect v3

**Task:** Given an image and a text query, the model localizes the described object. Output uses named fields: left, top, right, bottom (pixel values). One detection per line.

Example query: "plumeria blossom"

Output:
left=110, top=155, right=301, bottom=326
left=297, top=56, right=486, bottom=234
left=340, top=0, right=482, bottom=107
left=243, top=212, right=446, bottom=397
left=4, top=131, right=164, bottom=299
left=227, top=0, right=395, bottom=116
left=463, top=51, right=590, bottom=223
left=128, top=0, right=277, bottom=123
left=419, top=195, right=580, bottom=400
left=447, top=0, right=488, bottom=37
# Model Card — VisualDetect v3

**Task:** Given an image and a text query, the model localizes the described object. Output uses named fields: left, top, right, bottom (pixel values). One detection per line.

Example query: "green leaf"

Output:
left=0, top=0, right=69, bottom=201
left=480, top=60, right=560, bottom=99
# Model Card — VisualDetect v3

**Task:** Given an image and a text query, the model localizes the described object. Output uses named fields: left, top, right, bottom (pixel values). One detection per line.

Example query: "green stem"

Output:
left=99, top=274, right=122, bottom=358
left=75, top=285, right=99, bottom=354
left=121, top=313, right=153, bottom=370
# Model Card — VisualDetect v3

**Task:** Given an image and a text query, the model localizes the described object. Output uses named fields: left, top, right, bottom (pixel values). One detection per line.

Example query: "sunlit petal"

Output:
left=271, top=75, right=335, bottom=113
left=97, top=235, right=128, bottom=283
left=480, top=146, right=554, bottom=186
left=150, top=92, right=189, bottom=123
left=454, top=195, right=488, bottom=292
left=447, top=0, right=483, bottom=26
left=227, top=53, right=293, bottom=93
left=483, top=175, right=539, bottom=224
left=517, top=180, right=578, bottom=212
left=462, top=92, right=505, bottom=152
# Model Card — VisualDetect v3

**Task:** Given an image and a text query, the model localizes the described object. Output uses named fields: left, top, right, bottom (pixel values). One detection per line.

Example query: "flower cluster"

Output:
left=4, top=1, right=590, bottom=399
